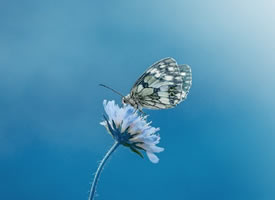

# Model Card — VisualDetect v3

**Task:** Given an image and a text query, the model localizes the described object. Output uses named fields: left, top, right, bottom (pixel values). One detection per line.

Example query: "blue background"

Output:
left=0, top=1, right=274, bottom=200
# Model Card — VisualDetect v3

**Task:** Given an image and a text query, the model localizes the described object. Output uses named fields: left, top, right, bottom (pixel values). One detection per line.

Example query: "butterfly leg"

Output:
left=133, top=108, right=147, bottom=116
left=139, top=109, right=146, bottom=116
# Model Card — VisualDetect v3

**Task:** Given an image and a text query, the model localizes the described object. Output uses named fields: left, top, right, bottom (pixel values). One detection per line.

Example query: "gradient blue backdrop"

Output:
left=1, top=1, right=274, bottom=200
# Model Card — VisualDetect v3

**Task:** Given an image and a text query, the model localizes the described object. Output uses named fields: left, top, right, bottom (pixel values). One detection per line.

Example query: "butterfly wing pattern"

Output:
left=127, top=58, right=192, bottom=110
left=178, top=64, right=192, bottom=102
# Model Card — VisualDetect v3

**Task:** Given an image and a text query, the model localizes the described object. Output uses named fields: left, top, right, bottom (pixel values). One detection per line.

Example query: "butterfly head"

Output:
left=122, top=94, right=139, bottom=109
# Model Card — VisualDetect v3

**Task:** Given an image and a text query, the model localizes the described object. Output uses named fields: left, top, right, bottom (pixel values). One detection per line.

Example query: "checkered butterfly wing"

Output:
left=130, top=58, right=192, bottom=109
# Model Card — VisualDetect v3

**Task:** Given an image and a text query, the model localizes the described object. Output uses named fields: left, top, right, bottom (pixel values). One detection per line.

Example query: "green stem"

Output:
left=89, top=141, right=120, bottom=200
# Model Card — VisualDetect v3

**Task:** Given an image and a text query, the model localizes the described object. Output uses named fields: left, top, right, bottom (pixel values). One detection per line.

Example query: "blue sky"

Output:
left=0, top=0, right=274, bottom=200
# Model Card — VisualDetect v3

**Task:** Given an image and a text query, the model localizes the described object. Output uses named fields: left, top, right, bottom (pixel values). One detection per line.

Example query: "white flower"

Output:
left=100, top=100, right=164, bottom=163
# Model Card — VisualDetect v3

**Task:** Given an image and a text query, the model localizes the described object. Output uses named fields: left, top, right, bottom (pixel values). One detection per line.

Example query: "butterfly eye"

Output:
left=122, top=97, right=126, bottom=104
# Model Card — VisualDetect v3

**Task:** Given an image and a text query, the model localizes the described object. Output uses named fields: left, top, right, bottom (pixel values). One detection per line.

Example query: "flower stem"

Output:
left=89, top=141, right=120, bottom=200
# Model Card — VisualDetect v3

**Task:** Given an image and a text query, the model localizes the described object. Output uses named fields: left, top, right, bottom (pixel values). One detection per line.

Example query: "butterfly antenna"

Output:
left=99, top=84, right=124, bottom=97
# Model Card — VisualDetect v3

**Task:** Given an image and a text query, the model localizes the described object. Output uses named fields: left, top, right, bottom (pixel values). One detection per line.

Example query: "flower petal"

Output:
left=101, top=100, right=164, bottom=164
left=146, top=152, right=160, bottom=163
left=136, top=143, right=164, bottom=153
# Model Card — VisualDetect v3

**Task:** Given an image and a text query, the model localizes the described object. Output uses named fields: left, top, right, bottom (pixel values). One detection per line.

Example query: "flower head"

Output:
left=100, top=100, right=164, bottom=163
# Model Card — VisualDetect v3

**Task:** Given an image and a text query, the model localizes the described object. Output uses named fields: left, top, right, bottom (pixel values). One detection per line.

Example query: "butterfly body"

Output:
left=122, top=57, right=192, bottom=110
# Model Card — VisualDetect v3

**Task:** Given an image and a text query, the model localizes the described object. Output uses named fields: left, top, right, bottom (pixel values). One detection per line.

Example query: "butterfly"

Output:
left=100, top=57, right=192, bottom=111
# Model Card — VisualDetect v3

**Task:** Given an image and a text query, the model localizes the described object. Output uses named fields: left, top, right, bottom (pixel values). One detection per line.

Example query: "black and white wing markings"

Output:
left=100, top=57, right=191, bottom=111
left=130, top=58, right=185, bottom=109
left=178, top=64, right=192, bottom=101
